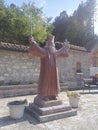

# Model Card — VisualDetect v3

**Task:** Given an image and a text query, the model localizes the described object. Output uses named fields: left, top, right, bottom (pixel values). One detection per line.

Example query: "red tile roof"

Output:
left=0, top=41, right=87, bottom=52
left=70, top=44, right=87, bottom=52
left=55, top=42, right=87, bottom=52
left=0, top=42, right=29, bottom=52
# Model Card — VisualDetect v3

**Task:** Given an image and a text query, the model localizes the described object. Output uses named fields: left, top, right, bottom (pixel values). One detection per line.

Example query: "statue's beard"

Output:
left=49, top=46, right=56, bottom=53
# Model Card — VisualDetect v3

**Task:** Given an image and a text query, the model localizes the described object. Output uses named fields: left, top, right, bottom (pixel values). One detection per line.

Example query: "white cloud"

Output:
left=37, top=0, right=47, bottom=8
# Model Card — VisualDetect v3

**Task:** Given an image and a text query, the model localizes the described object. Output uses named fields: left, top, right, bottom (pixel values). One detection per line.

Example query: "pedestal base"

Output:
left=26, top=96, right=77, bottom=122
left=34, top=96, right=63, bottom=107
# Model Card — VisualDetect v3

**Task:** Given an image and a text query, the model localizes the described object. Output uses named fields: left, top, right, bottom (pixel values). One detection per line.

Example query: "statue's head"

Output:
left=46, top=34, right=55, bottom=46
left=47, top=34, right=55, bottom=43
left=45, top=34, right=56, bottom=53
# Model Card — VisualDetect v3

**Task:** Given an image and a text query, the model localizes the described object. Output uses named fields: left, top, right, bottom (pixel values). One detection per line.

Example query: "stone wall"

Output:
left=58, top=49, right=90, bottom=88
left=0, top=48, right=90, bottom=89
left=0, top=49, right=40, bottom=85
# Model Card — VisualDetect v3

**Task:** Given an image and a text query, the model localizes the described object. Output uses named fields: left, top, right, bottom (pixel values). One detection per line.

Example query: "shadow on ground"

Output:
left=0, top=112, right=39, bottom=128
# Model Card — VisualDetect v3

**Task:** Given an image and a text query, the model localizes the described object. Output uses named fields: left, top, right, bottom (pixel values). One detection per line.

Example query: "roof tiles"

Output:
left=0, top=41, right=87, bottom=52
left=0, top=42, right=29, bottom=52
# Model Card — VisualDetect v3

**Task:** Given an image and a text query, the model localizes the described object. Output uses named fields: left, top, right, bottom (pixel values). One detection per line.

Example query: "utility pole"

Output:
left=92, top=13, right=94, bottom=37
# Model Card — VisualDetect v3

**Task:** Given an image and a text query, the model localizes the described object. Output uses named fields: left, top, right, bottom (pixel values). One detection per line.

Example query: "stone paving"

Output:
left=0, top=90, right=98, bottom=130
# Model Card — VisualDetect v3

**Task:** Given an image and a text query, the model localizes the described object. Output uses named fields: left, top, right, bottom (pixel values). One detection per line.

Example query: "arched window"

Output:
left=92, top=49, right=98, bottom=67
left=76, top=61, right=82, bottom=73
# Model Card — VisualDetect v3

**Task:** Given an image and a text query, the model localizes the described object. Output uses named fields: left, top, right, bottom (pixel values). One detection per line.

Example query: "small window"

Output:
left=76, top=61, right=82, bottom=73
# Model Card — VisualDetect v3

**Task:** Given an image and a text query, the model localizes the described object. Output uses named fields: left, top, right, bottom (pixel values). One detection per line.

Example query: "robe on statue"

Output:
left=29, top=37, right=69, bottom=99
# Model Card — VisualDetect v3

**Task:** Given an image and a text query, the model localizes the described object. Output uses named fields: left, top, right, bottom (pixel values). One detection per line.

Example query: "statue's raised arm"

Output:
left=29, top=36, right=37, bottom=45
left=29, top=36, right=46, bottom=58
left=56, top=39, right=70, bottom=58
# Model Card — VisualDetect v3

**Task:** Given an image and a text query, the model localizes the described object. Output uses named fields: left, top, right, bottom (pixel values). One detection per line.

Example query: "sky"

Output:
left=5, top=0, right=98, bottom=35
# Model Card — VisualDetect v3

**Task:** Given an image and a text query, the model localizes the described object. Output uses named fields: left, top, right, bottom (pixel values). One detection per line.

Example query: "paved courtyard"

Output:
left=0, top=90, right=98, bottom=130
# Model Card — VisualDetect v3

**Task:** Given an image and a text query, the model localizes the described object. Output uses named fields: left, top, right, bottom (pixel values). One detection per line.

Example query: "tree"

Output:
left=73, top=0, right=96, bottom=38
left=0, top=1, right=12, bottom=42
left=0, top=2, right=29, bottom=45
left=45, top=17, right=54, bottom=36
left=21, top=2, right=48, bottom=43
left=0, top=1, right=53, bottom=45
left=0, top=0, right=4, bottom=6
left=53, top=11, right=69, bottom=42
left=53, top=0, right=97, bottom=46
left=69, top=0, right=97, bottom=46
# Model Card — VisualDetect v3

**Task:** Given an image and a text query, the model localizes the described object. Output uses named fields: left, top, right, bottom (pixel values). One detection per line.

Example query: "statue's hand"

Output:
left=65, top=43, right=70, bottom=50
left=64, top=40, right=70, bottom=52
left=63, top=39, right=70, bottom=50
left=29, top=36, right=37, bottom=45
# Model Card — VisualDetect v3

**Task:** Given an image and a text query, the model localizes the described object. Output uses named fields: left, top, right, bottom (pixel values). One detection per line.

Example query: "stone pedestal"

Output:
left=76, top=73, right=84, bottom=88
left=26, top=96, right=77, bottom=122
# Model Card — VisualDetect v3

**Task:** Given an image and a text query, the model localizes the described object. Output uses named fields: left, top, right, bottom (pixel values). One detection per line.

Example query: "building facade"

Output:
left=0, top=41, right=97, bottom=89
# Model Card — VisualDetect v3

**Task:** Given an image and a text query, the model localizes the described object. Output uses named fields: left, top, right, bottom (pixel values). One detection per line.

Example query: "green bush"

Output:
left=66, top=91, right=80, bottom=98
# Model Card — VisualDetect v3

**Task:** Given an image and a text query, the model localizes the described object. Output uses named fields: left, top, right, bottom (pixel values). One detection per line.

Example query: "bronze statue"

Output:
left=29, top=35, right=70, bottom=101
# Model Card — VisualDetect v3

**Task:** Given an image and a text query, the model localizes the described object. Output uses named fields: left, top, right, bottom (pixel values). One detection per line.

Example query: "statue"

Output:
left=29, top=35, right=70, bottom=101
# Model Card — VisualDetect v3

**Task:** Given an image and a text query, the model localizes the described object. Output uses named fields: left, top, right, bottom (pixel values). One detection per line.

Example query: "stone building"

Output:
left=0, top=41, right=98, bottom=89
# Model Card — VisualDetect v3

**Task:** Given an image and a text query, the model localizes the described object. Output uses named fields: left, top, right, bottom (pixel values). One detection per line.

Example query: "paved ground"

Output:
left=0, top=89, right=98, bottom=130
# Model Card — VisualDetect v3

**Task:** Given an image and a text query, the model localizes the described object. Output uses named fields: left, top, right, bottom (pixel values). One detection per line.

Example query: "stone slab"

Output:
left=26, top=106, right=77, bottom=122
left=29, top=103, right=72, bottom=115
left=34, top=96, right=62, bottom=107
